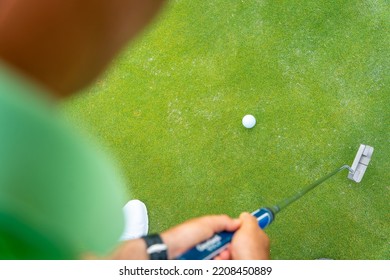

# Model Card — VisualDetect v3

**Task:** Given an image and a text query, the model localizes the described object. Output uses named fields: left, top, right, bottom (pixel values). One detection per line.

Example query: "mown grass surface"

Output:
left=62, top=0, right=389, bottom=259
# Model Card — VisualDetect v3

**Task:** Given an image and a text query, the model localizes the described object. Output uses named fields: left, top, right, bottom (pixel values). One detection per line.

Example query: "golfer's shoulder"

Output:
left=0, top=64, right=127, bottom=258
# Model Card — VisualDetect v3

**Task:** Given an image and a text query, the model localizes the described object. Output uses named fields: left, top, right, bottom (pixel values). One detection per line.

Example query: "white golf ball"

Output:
left=242, top=114, right=256, bottom=129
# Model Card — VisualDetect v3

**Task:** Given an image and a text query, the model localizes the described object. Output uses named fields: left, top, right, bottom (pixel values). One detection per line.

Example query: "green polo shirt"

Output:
left=0, top=62, right=127, bottom=259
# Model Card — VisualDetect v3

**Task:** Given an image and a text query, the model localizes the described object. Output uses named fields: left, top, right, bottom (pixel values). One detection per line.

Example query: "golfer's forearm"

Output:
left=109, top=238, right=149, bottom=260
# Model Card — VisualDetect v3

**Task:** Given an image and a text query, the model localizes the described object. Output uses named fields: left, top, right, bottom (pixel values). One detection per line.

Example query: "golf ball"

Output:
left=242, top=114, right=256, bottom=129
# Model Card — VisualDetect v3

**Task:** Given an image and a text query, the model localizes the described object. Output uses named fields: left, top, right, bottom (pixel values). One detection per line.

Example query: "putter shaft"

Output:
left=271, top=165, right=352, bottom=214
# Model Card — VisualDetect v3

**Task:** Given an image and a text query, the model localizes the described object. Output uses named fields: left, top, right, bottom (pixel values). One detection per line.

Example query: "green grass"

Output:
left=62, top=0, right=389, bottom=259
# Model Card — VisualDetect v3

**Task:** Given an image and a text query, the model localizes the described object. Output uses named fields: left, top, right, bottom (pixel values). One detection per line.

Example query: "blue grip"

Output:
left=252, top=207, right=274, bottom=229
left=175, top=208, right=274, bottom=260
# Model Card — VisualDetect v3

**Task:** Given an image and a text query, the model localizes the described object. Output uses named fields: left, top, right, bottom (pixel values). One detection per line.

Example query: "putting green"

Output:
left=63, top=0, right=389, bottom=259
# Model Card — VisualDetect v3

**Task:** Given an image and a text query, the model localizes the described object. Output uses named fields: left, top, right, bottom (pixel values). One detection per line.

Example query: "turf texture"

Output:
left=62, top=0, right=389, bottom=259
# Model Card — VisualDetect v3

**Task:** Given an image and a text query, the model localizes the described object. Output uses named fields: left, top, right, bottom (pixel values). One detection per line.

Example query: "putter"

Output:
left=176, top=144, right=374, bottom=260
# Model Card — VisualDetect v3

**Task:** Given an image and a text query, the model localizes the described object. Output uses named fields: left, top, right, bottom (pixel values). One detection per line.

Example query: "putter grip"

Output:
left=175, top=208, right=274, bottom=260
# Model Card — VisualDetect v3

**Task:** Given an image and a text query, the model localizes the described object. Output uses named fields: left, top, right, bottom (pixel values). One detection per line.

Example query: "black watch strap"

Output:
left=142, top=234, right=168, bottom=260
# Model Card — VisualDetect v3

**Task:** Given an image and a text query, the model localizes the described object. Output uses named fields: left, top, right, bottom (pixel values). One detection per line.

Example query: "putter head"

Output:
left=348, top=144, right=374, bottom=183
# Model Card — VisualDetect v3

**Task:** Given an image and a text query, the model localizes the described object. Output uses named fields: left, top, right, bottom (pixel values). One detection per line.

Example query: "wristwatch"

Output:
left=142, top=234, right=168, bottom=260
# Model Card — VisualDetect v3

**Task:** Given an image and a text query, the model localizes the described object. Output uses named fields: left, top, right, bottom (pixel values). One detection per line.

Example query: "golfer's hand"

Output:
left=215, top=212, right=270, bottom=260
left=160, top=215, right=240, bottom=259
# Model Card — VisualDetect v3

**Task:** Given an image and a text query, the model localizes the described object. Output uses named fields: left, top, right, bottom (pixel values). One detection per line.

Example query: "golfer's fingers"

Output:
left=161, top=215, right=240, bottom=259
left=239, top=212, right=258, bottom=228
left=214, top=249, right=231, bottom=260
left=230, top=212, right=270, bottom=260
left=238, top=212, right=269, bottom=243
left=195, top=215, right=241, bottom=234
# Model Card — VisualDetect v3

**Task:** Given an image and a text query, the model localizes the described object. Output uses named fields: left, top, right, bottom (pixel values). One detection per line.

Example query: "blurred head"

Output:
left=0, top=0, right=166, bottom=97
